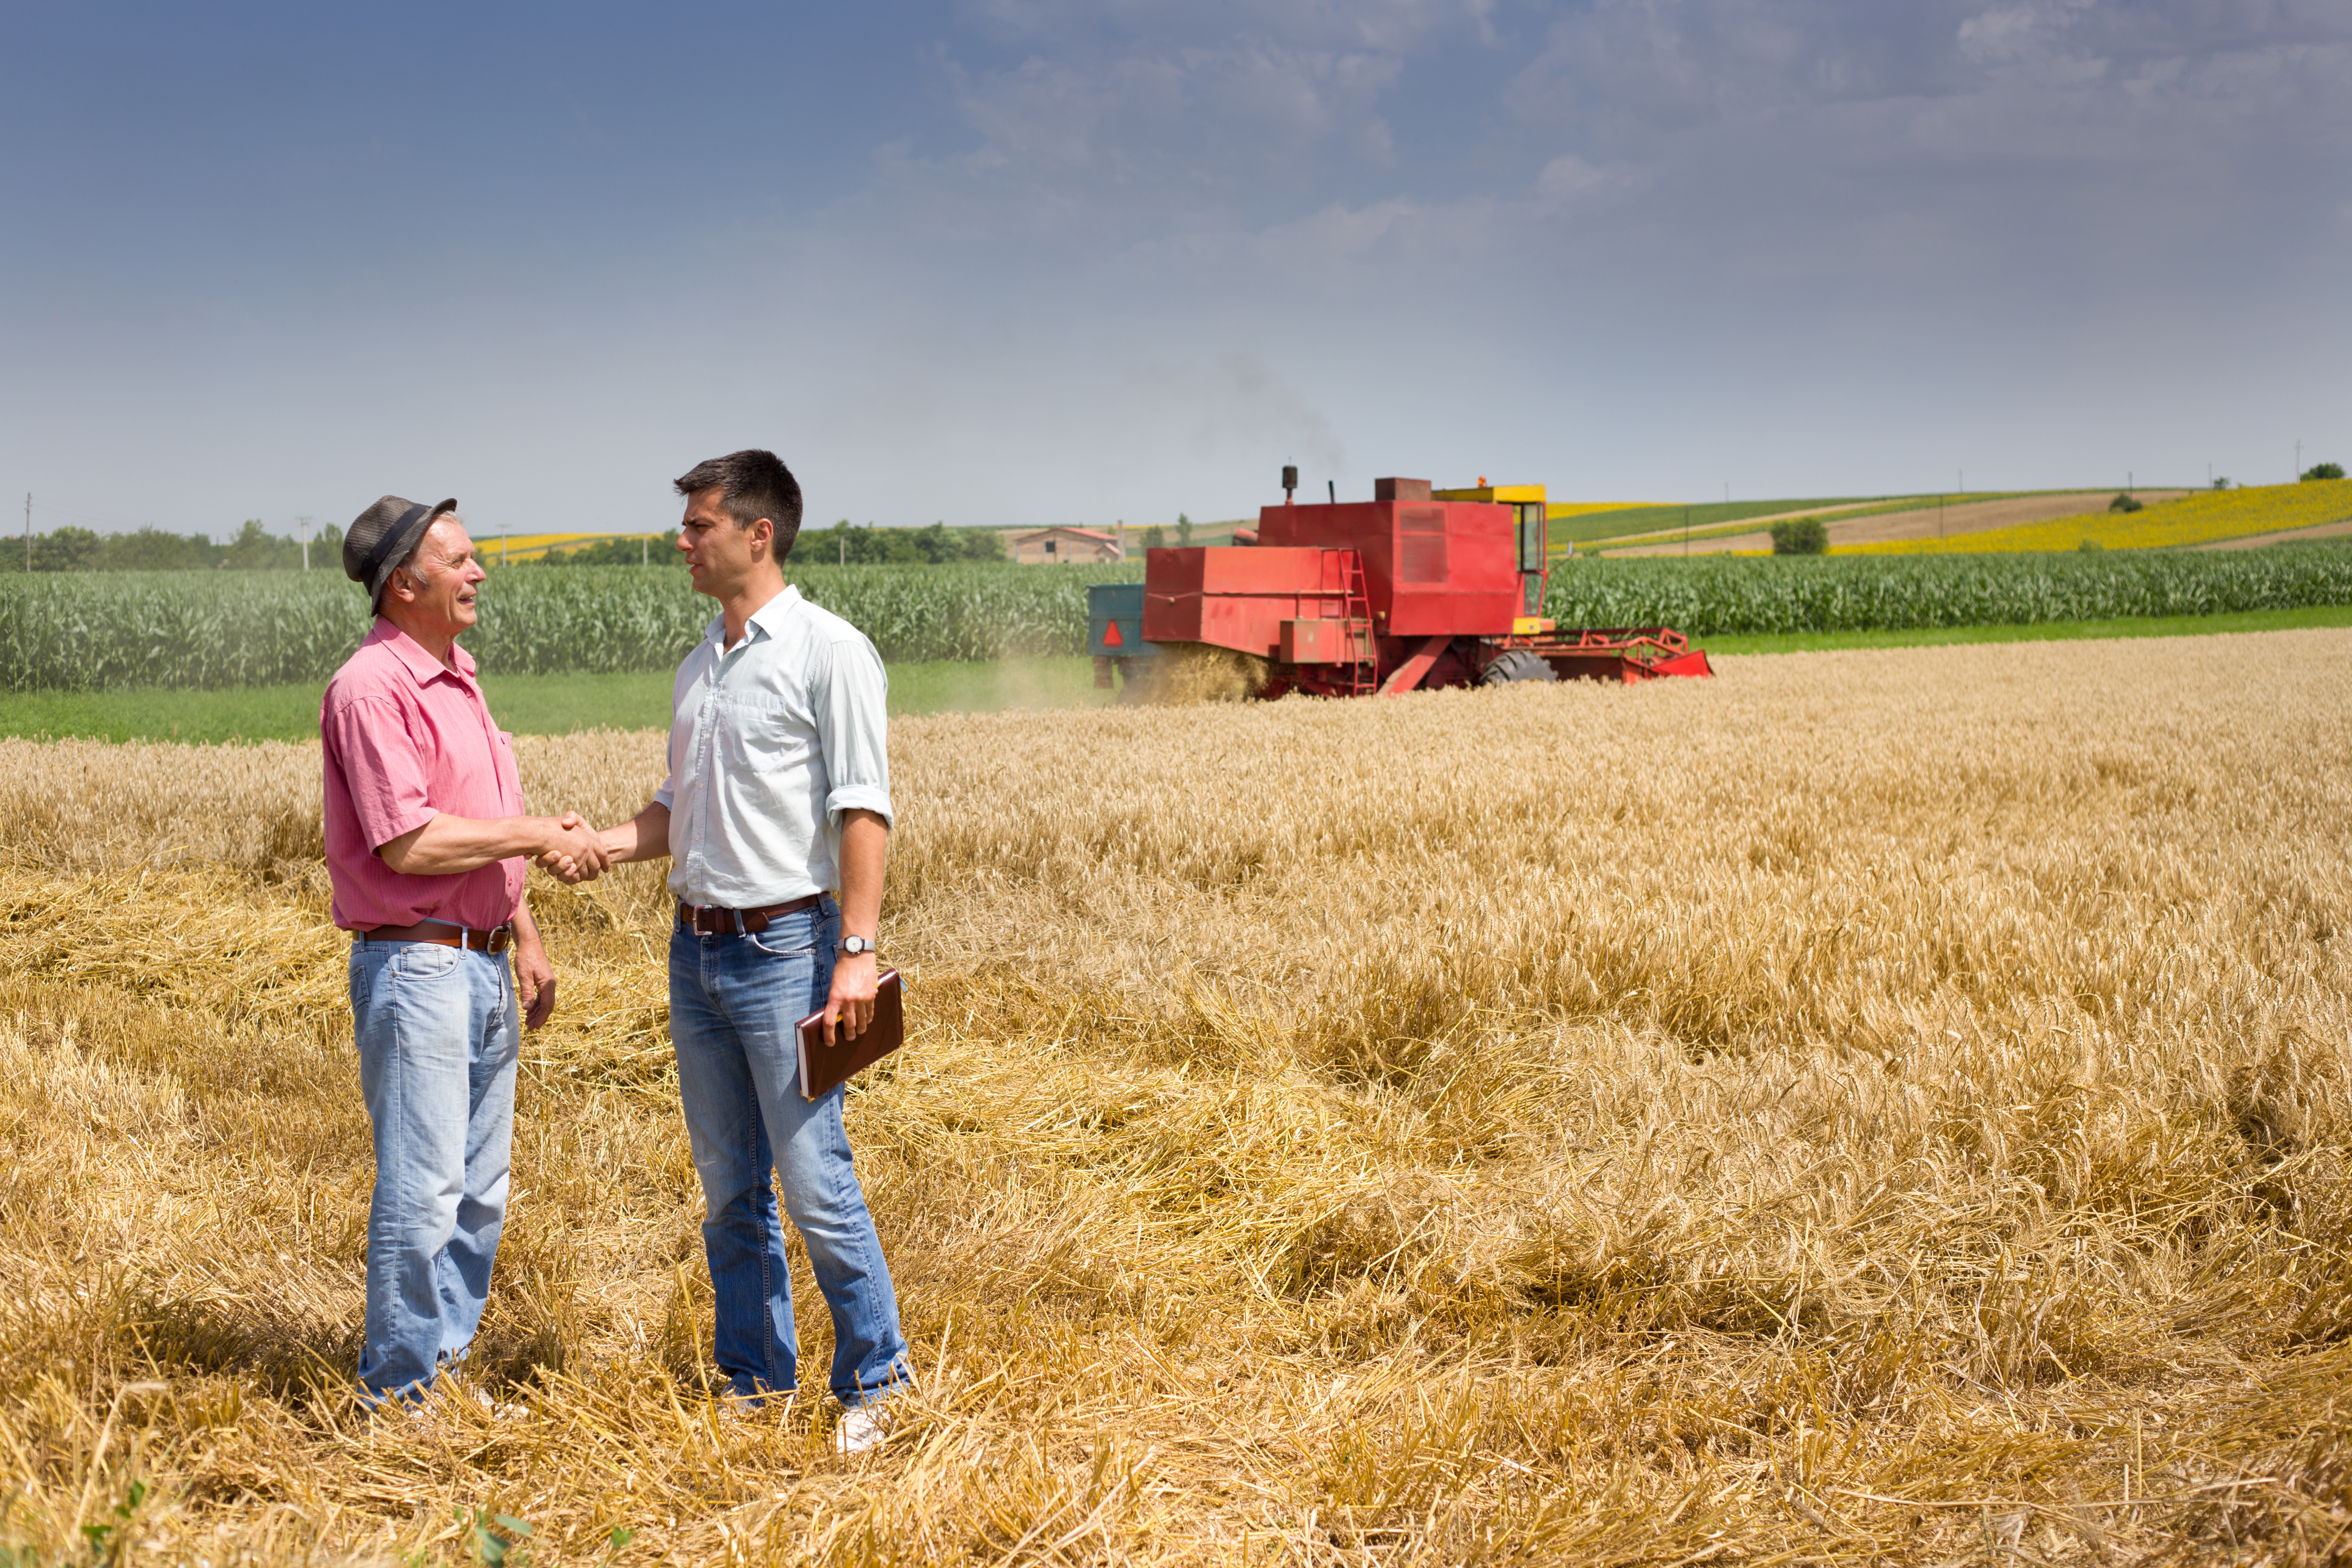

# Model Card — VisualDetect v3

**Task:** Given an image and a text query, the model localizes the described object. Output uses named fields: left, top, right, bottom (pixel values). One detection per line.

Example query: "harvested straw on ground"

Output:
left=2, top=631, right=2349, bottom=1563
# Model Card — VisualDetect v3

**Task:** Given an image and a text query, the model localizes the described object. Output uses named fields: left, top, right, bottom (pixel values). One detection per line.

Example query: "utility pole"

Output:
left=297, top=515, right=313, bottom=570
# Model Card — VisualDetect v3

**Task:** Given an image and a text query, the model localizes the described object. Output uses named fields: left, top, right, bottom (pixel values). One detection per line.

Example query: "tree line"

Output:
left=530, top=522, right=1004, bottom=566
left=0, top=520, right=340, bottom=573
left=789, top=521, right=1007, bottom=565
left=1, top=517, right=1012, bottom=573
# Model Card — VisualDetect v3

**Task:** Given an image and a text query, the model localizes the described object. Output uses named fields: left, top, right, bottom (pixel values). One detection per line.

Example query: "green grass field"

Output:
left=4, top=608, right=2347, bottom=742
left=0, top=658, right=1116, bottom=744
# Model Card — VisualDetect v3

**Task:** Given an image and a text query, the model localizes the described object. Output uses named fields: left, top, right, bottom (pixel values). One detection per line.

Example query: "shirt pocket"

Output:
left=715, top=692, right=811, bottom=778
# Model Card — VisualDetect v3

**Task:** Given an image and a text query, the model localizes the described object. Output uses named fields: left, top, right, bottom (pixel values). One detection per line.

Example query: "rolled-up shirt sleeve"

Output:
left=325, top=695, right=438, bottom=852
left=811, top=630, right=893, bottom=830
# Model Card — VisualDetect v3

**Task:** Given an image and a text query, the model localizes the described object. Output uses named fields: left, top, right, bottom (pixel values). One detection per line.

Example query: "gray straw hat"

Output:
left=344, top=494, right=456, bottom=608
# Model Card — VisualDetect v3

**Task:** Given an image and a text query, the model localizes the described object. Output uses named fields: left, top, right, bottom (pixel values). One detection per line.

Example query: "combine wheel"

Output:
left=1479, top=649, right=1558, bottom=687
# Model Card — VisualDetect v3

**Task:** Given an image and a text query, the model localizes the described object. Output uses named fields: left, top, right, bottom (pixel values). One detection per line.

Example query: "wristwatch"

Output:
left=837, top=935, right=877, bottom=957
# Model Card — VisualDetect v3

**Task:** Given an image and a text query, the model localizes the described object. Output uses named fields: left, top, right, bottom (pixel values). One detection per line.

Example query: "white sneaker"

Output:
left=834, top=1404, right=892, bottom=1455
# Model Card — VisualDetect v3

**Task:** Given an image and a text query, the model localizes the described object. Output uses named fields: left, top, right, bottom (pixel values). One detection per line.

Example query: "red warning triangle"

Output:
left=1102, top=619, right=1124, bottom=647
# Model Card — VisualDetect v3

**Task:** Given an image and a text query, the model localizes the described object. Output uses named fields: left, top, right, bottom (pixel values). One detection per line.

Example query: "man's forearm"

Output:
left=837, top=809, right=887, bottom=940
left=601, top=802, right=672, bottom=864
left=380, top=812, right=567, bottom=877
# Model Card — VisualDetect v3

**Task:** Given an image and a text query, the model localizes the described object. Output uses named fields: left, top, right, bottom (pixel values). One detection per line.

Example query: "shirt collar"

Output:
left=708, top=584, right=803, bottom=649
left=370, top=617, right=478, bottom=685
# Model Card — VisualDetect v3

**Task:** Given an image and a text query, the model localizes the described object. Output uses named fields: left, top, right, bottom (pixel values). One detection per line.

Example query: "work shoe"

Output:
left=834, top=1403, right=893, bottom=1455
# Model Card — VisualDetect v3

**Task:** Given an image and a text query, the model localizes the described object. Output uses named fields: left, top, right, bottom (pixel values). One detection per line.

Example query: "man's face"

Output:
left=677, top=486, right=774, bottom=599
left=388, top=516, right=486, bottom=637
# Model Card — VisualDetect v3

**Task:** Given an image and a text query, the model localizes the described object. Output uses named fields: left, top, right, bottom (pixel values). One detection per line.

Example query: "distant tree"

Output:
left=98, top=527, right=220, bottom=570
left=1767, top=518, right=1827, bottom=555
left=0, top=519, right=332, bottom=572
left=2212, top=476, right=2232, bottom=490
left=910, top=521, right=1007, bottom=564
left=2107, top=493, right=2144, bottom=513
left=1140, top=524, right=1166, bottom=551
left=33, top=526, right=103, bottom=571
left=222, top=518, right=296, bottom=570
left=535, top=530, right=680, bottom=567
left=1176, top=513, right=1194, bottom=547
left=787, top=519, right=1006, bottom=565
left=2304, top=462, right=2345, bottom=481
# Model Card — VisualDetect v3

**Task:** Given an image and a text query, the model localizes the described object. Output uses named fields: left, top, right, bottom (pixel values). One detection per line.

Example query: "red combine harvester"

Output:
left=1089, top=472, right=1712, bottom=698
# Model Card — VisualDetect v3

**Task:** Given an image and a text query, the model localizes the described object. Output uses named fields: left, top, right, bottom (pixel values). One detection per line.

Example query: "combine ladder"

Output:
left=1334, top=549, right=1375, bottom=697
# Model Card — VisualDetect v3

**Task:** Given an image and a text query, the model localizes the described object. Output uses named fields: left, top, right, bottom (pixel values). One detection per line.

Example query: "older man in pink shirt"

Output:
left=323, top=493, right=608, bottom=1408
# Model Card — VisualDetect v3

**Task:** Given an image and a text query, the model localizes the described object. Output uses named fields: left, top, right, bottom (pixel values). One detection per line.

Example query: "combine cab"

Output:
left=1090, top=475, right=1712, bottom=697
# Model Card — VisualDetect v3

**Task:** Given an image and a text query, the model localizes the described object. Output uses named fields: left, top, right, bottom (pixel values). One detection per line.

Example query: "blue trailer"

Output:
left=1087, top=582, right=1161, bottom=692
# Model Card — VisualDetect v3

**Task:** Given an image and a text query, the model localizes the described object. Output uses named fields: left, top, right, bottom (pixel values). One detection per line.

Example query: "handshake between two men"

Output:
left=533, top=811, right=615, bottom=885
left=374, top=808, right=621, bottom=887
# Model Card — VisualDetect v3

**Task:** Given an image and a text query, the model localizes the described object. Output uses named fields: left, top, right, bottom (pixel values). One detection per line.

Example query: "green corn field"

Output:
left=4, top=549, right=2351, bottom=692
left=0, top=563, right=1138, bottom=691
left=1543, top=545, right=2352, bottom=636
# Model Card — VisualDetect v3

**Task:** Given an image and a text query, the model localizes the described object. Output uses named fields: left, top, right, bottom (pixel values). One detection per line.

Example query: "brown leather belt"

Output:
left=361, top=919, right=514, bottom=954
left=678, top=894, right=823, bottom=935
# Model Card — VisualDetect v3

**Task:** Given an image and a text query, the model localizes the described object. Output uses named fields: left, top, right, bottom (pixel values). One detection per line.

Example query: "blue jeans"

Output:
left=348, top=937, right=518, bottom=1404
left=669, top=897, right=911, bottom=1406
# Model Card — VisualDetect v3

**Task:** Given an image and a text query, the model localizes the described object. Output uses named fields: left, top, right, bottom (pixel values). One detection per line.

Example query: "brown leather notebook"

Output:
left=796, top=967, right=904, bottom=1100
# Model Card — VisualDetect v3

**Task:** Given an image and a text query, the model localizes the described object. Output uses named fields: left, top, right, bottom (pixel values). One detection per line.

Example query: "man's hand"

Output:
left=824, top=950, right=878, bottom=1046
left=514, top=934, right=557, bottom=1029
left=536, top=812, right=611, bottom=884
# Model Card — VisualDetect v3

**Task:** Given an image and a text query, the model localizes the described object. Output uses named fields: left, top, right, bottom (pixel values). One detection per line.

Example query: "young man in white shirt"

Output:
left=598, top=449, right=910, bottom=1452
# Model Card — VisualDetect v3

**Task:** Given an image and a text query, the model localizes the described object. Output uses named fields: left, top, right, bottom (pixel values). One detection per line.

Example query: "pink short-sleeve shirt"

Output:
left=321, top=619, right=527, bottom=932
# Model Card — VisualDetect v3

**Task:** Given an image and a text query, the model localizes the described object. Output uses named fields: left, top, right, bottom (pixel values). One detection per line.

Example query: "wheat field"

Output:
left=3, top=633, right=2349, bottom=1565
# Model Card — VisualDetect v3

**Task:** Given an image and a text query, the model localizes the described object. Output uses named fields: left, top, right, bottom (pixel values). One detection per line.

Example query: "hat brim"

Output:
left=368, top=498, right=458, bottom=608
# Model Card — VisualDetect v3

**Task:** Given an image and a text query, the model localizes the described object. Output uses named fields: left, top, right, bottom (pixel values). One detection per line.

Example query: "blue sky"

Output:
left=2, top=1, right=2346, bottom=539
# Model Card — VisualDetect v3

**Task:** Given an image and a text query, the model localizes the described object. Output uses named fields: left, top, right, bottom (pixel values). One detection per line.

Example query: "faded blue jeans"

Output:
left=348, top=937, right=518, bottom=1405
left=669, top=896, right=912, bottom=1406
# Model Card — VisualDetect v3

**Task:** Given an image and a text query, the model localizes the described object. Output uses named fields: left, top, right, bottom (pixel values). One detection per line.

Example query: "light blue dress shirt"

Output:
left=654, top=585, right=893, bottom=908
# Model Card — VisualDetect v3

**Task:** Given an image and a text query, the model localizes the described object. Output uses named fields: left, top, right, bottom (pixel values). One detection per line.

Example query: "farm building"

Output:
left=1009, top=526, right=1125, bottom=564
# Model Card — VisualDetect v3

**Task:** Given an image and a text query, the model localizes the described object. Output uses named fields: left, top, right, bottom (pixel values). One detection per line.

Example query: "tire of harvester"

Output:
left=1479, top=649, right=1558, bottom=686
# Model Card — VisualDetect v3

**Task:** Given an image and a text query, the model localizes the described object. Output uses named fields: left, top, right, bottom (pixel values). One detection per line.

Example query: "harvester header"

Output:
left=1090, top=474, right=1712, bottom=698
